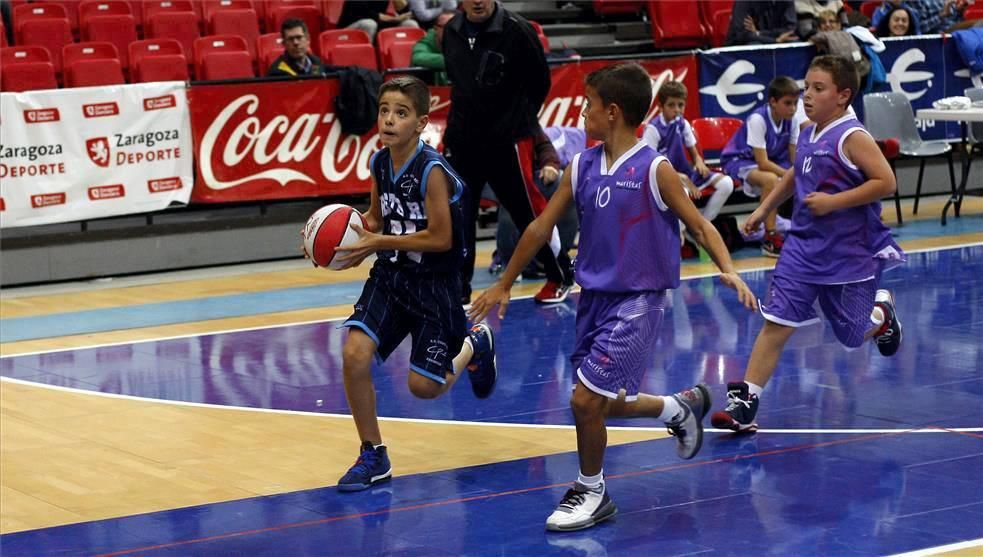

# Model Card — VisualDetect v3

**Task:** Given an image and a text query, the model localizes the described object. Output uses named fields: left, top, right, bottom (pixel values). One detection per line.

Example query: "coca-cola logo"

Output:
left=86, top=137, right=111, bottom=167
left=83, top=102, right=120, bottom=118
left=144, top=95, right=177, bottom=111
left=198, top=94, right=380, bottom=190
left=148, top=177, right=182, bottom=192
left=31, top=193, right=66, bottom=208
left=88, top=184, right=125, bottom=200
left=23, top=108, right=60, bottom=123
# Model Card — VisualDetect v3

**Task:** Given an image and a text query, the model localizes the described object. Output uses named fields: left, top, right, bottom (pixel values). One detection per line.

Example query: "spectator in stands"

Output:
left=339, top=0, right=420, bottom=43
left=875, top=5, right=919, bottom=35
left=726, top=0, right=800, bottom=45
left=870, top=0, right=923, bottom=33
left=411, top=10, right=455, bottom=84
left=795, top=0, right=844, bottom=37
left=267, top=19, right=326, bottom=77
left=408, top=0, right=459, bottom=29
left=720, top=76, right=800, bottom=257
left=643, top=81, right=735, bottom=251
left=817, top=8, right=843, bottom=30
left=908, top=0, right=966, bottom=32
left=442, top=0, right=573, bottom=305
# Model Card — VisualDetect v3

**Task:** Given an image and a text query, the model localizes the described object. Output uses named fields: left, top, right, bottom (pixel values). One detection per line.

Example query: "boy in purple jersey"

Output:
left=644, top=81, right=735, bottom=226
left=469, top=63, right=757, bottom=532
left=314, top=77, right=498, bottom=491
left=711, top=55, right=905, bottom=434
left=720, top=76, right=800, bottom=257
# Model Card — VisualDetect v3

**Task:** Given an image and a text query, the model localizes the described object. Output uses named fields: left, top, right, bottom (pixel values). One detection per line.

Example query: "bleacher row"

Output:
left=2, top=0, right=536, bottom=91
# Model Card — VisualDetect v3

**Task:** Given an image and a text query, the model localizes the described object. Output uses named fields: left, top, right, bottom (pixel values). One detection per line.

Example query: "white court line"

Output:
left=3, top=240, right=981, bottom=360
left=887, top=538, right=983, bottom=557
left=2, top=377, right=982, bottom=434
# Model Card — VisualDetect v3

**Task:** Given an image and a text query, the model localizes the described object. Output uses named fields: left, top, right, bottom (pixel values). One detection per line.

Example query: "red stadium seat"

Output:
left=129, top=38, right=188, bottom=82
left=691, top=117, right=742, bottom=152
left=381, top=39, right=415, bottom=70
left=209, top=8, right=260, bottom=59
left=327, top=42, right=377, bottom=70
left=62, top=41, right=124, bottom=86
left=256, top=32, right=283, bottom=73
left=203, top=0, right=255, bottom=22
left=647, top=0, right=709, bottom=48
left=376, top=27, right=424, bottom=67
left=45, top=1, right=83, bottom=36
left=200, top=50, right=255, bottom=79
left=13, top=2, right=68, bottom=37
left=0, top=46, right=58, bottom=91
left=529, top=20, right=550, bottom=53
left=143, top=0, right=198, bottom=22
left=699, top=0, right=733, bottom=47
left=319, top=28, right=369, bottom=60
left=17, top=18, right=73, bottom=76
left=591, top=0, right=641, bottom=16
left=321, top=0, right=344, bottom=30
left=80, top=4, right=137, bottom=71
left=146, top=11, right=201, bottom=73
left=193, top=34, right=250, bottom=71
left=859, top=1, right=879, bottom=20
left=965, top=2, right=983, bottom=19
left=0, top=20, right=7, bottom=47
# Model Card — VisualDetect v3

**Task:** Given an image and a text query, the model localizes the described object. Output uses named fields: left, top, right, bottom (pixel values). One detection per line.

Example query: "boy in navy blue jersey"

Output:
left=316, top=76, right=498, bottom=491
left=712, top=55, right=905, bottom=434
left=469, top=63, right=757, bottom=532
left=721, top=76, right=800, bottom=257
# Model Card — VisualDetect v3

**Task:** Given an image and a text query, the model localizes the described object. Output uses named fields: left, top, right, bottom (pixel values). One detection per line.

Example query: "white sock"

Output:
left=658, top=395, right=682, bottom=422
left=578, top=470, right=603, bottom=490
left=870, top=306, right=885, bottom=327
left=746, top=382, right=764, bottom=397
left=701, top=176, right=735, bottom=221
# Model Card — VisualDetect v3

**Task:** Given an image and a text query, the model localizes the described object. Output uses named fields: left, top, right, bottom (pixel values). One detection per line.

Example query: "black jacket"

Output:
left=441, top=2, right=550, bottom=148
left=267, top=53, right=326, bottom=77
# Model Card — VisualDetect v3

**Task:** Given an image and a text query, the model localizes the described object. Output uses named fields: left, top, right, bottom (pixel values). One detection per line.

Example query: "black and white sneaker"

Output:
left=665, top=384, right=711, bottom=459
left=710, top=382, right=760, bottom=433
left=873, top=289, right=902, bottom=357
left=545, top=482, right=617, bottom=532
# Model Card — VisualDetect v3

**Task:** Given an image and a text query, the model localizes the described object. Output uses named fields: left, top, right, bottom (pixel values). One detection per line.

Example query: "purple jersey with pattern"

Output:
left=573, top=142, right=680, bottom=292
left=720, top=104, right=792, bottom=170
left=545, top=126, right=587, bottom=169
left=776, top=114, right=904, bottom=284
left=647, top=115, right=708, bottom=186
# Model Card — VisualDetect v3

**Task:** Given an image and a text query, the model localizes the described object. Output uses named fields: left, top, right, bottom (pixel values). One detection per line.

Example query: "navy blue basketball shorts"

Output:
left=344, top=263, right=467, bottom=384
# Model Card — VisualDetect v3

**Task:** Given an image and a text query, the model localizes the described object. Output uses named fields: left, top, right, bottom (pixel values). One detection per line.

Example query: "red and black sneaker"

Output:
left=761, top=230, right=784, bottom=258
left=873, top=289, right=903, bottom=356
left=535, top=281, right=572, bottom=304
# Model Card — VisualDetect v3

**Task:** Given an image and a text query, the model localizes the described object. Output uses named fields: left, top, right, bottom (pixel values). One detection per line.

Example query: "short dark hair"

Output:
left=378, top=75, right=431, bottom=116
left=809, top=54, right=860, bottom=104
left=875, top=6, right=916, bottom=37
left=280, top=18, right=308, bottom=37
left=768, top=76, right=799, bottom=100
left=657, top=81, right=687, bottom=106
left=584, top=63, right=652, bottom=127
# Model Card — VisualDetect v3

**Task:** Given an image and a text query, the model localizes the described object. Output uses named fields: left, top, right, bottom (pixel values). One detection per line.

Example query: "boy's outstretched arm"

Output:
left=657, top=160, right=757, bottom=310
left=468, top=168, right=574, bottom=323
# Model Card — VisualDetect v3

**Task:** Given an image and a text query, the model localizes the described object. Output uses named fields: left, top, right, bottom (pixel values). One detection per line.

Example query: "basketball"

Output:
left=303, top=204, right=367, bottom=270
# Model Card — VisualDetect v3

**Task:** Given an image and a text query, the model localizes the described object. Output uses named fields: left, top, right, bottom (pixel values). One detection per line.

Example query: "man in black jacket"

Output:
left=267, top=19, right=326, bottom=77
left=443, top=0, right=573, bottom=305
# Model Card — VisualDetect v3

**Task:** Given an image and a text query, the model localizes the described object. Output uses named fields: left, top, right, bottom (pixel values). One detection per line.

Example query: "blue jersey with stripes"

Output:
left=370, top=140, right=466, bottom=273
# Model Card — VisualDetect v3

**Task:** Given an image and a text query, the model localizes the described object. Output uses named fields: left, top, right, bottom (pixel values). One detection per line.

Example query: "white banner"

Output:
left=0, top=82, right=193, bottom=228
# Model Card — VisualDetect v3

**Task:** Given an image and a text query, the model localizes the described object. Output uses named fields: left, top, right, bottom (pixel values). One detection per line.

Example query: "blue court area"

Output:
left=2, top=245, right=982, bottom=556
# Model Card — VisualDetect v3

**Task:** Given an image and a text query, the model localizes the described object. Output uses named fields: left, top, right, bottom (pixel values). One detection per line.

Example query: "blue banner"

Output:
left=697, top=36, right=982, bottom=141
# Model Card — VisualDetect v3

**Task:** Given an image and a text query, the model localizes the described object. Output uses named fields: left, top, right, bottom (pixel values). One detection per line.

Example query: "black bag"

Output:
left=334, top=66, right=384, bottom=136
left=711, top=215, right=745, bottom=253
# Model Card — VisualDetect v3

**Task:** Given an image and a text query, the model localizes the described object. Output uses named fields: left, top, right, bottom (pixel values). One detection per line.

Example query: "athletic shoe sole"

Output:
left=545, top=501, right=618, bottom=532
left=337, top=469, right=392, bottom=492
left=710, top=412, right=758, bottom=433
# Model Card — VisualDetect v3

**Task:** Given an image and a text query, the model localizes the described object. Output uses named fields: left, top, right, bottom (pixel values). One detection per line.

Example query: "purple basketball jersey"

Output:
left=776, top=114, right=904, bottom=284
left=545, top=126, right=587, bottom=169
left=647, top=115, right=708, bottom=186
left=721, top=104, right=793, bottom=171
left=572, top=142, right=680, bottom=292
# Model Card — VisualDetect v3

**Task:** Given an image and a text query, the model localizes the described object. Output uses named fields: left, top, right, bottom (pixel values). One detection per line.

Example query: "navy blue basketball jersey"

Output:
left=370, top=140, right=466, bottom=272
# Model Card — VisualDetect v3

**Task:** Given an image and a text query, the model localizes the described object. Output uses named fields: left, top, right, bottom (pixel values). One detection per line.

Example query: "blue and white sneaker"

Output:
left=338, top=441, right=392, bottom=492
left=467, top=323, right=497, bottom=399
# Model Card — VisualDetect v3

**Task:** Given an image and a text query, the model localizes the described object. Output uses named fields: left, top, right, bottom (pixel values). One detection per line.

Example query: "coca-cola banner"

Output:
left=0, top=82, right=193, bottom=228
left=189, top=55, right=697, bottom=203
left=189, top=79, right=452, bottom=203
left=541, top=54, right=701, bottom=129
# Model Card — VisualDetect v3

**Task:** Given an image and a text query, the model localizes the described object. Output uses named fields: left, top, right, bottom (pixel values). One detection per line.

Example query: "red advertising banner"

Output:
left=189, top=54, right=698, bottom=204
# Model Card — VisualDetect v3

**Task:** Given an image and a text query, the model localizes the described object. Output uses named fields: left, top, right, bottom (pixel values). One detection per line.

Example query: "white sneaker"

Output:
left=545, top=482, right=617, bottom=532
